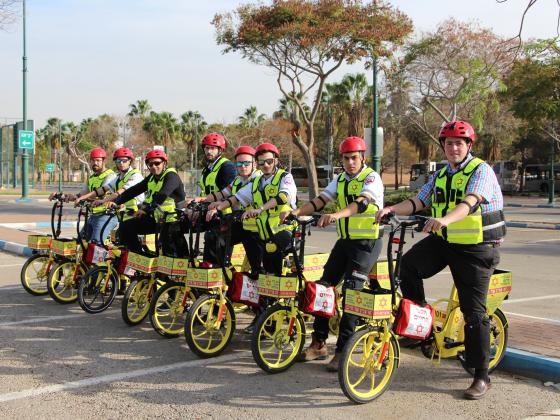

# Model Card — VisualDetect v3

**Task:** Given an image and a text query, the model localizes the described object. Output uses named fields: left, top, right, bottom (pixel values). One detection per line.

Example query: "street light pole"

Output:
left=58, top=120, right=62, bottom=191
left=20, top=0, right=29, bottom=200
left=371, top=55, right=381, bottom=174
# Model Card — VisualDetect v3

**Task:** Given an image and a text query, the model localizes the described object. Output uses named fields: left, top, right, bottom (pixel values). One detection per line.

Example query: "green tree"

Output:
left=179, top=111, right=208, bottom=169
left=213, top=0, right=412, bottom=198
left=128, top=99, right=152, bottom=119
left=238, top=105, right=267, bottom=128
left=331, top=73, right=372, bottom=138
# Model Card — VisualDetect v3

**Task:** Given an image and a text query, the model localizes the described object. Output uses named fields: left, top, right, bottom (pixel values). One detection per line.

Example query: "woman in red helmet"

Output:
left=376, top=120, right=506, bottom=400
left=108, top=149, right=188, bottom=257
left=203, top=145, right=261, bottom=271
left=89, top=148, right=144, bottom=222
left=50, top=148, right=117, bottom=243
left=292, top=136, right=384, bottom=371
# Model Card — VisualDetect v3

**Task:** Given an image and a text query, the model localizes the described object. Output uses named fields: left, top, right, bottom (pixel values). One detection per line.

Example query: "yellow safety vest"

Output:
left=251, top=169, right=294, bottom=241
left=144, top=168, right=178, bottom=223
left=199, top=156, right=229, bottom=195
left=335, top=167, right=380, bottom=240
left=87, top=169, right=115, bottom=215
left=231, top=174, right=258, bottom=233
left=117, top=168, right=141, bottom=221
left=432, top=157, right=505, bottom=244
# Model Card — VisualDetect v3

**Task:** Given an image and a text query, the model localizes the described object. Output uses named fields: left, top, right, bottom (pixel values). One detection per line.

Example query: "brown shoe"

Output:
left=463, top=378, right=492, bottom=400
left=326, top=353, right=341, bottom=372
left=298, top=337, right=328, bottom=362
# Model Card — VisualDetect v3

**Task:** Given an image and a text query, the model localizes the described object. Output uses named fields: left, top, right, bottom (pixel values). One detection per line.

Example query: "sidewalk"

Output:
left=1, top=200, right=560, bottom=383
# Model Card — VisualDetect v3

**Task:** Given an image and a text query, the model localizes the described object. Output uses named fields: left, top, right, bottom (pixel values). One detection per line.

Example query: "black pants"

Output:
left=399, top=234, right=500, bottom=370
left=313, top=237, right=383, bottom=353
left=241, top=230, right=292, bottom=276
left=118, top=216, right=188, bottom=258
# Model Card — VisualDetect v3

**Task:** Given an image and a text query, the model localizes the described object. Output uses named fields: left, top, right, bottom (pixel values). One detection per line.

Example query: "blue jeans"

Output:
left=84, top=214, right=118, bottom=243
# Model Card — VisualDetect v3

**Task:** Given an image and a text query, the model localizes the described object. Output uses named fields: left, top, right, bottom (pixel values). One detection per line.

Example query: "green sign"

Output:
left=18, top=130, right=35, bottom=150
left=46, top=163, right=56, bottom=173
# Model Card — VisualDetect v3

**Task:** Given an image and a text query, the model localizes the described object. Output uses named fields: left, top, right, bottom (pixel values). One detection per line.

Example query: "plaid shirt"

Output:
left=417, top=154, right=504, bottom=214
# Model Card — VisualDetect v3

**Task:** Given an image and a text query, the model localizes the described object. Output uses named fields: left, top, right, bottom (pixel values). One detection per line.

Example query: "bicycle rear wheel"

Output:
left=458, top=308, right=509, bottom=375
left=184, top=294, right=235, bottom=358
left=149, top=282, right=195, bottom=338
left=121, top=277, right=155, bottom=325
left=251, top=304, right=305, bottom=373
left=20, top=254, right=51, bottom=296
left=338, top=326, right=398, bottom=404
left=47, top=260, right=85, bottom=304
left=78, top=265, right=118, bottom=314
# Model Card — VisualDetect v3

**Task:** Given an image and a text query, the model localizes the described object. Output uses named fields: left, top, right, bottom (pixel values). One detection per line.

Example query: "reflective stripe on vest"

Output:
left=145, top=168, right=177, bottom=223
left=88, top=169, right=115, bottom=215
left=432, top=157, right=505, bottom=244
left=251, top=169, right=293, bottom=241
left=117, top=168, right=141, bottom=221
left=199, top=156, right=229, bottom=195
left=335, top=167, right=380, bottom=240
left=232, top=176, right=258, bottom=232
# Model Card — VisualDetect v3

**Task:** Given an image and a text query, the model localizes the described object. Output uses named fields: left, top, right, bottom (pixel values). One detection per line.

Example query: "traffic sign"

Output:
left=46, top=163, right=56, bottom=173
left=18, top=130, right=35, bottom=150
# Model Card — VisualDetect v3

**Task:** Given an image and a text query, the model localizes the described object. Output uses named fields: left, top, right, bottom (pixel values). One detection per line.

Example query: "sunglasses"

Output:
left=147, top=160, right=164, bottom=167
left=235, top=161, right=252, bottom=167
left=257, top=158, right=275, bottom=166
left=115, top=158, right=130, bottom=164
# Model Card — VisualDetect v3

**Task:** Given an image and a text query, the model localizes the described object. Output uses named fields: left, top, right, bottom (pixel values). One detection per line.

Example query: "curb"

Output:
left=0, top=222, right=76, bottom=229
left=0, top=240, right=33, bottom=257
left=506, top=221, right=560, bottom=230
left=500, top=348, right=560, bottom=383
left=505, top=203, right=559, bottom=209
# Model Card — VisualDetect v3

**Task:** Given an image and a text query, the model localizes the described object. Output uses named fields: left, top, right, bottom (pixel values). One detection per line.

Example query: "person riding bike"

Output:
left=189, top=133, right=236, bottom=265
left=376, top=120, right=506, bottom=400
left=109, top=149, right=188, bottom=258
left=203, top=145, right=262, bottom=273
left=91, top=147, right=144, bottom=222
left=292, top=136, right=384, bottom=372
left=49, top=148, right=117, bottom=243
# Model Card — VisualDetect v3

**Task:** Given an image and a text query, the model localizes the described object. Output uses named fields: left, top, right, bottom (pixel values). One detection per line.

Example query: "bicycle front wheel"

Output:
left=149, top=282, right=195, bottom=338
left=251, top=304, right=306, bottom=374
left=458, top=308, right=509, bottom=375
left=78, top=265, right=118, bottom=314
left=121, top=277, right=155, bottom=325
left=20, top=254, right=52, bottom=296
left=184, top=294, right=235, bottom=358
left=47, top=260, right=85, bottom=304
left=338, top=326, right=398, bottom=404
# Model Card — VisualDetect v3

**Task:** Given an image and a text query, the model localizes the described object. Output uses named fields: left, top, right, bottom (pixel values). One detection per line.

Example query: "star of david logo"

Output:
left=491, top=277, right=499, bottom=287
left=285, top=280, right=292, bottom=289
left=350, top=183, right=358, bottom=192
left=379, top=297, right=388, bottom=307
left=177, top=261, right=185, bottom=268
left=322, top=301, right=328, bottom=309
left=457, top=179, right=464, bottom=186
left=313, top=257, right=318, bottom=264
left=356, top=296, right=363, bottom=305
left=194, top=273, right=199, bottom=279
left=416, top=325, right=424, bottom=333
left=249, top=291, right=255, bottom=299
left=211, top=272, right=218, bottom=279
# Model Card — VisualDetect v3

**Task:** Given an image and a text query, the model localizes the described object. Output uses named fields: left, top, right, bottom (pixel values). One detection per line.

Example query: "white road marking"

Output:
left=502, top=294, right=560, bottom=305
left=0, top=314, right=84, bottom=327
left=0, top=352, right=245, bottom=403
left=502, top=311, right=560, bottom=325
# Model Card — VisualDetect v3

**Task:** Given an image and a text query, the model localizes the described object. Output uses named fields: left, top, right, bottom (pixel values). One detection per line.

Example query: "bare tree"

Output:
left=0, top=0, right=19, bottom=30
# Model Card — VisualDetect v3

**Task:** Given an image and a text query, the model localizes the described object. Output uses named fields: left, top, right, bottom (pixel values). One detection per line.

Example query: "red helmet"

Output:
left=339, top=136, right=367, bottom=154
left=113, top=147, right=134, bottom=160
left=255, top=142, right=279, bottom=157
left=90, top=148, right=107, bottom=159
left=145, top=149, right=168, bottom=162
left=438, top=120, right=476, bottom=144
left=201, top=133, right=226, bottom=150
left=234, top=145, right=256, bottom=157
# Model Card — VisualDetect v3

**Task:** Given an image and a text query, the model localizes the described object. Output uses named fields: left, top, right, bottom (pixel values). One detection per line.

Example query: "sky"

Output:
left=0, top=0, right=558, bottom=129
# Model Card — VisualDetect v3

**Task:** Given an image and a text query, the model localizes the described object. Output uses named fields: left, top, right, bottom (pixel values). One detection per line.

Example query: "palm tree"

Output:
left=143, top=111, right=179, bottom=152
left=238, top=105, right=267, bottom=128
left=332, top=73, right=372, bottom=138
left=128, top=99, right=152, bottom=119
left=180, top=111, right=208, bottom=169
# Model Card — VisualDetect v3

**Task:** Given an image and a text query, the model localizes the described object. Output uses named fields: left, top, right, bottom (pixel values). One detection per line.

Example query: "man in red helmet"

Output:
left=50, top=148, right=117, bottom=243
left=376, top=120, right=506, bottom=400
left=108, top=149, right=187, bottom=257
left=292, top=136, right=384, bottom=371
left=204, top=145, right=262, bottom=272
